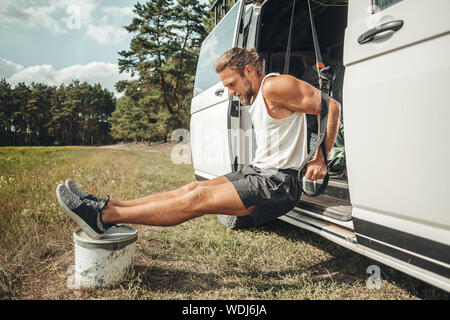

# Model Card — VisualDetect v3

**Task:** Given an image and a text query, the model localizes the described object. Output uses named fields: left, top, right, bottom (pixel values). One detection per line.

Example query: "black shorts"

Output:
left=224, top=165, right=301, bottom=227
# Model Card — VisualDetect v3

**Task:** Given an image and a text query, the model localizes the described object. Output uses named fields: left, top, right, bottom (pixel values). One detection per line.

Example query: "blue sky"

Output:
left=0, top=0, right=210, bottom=95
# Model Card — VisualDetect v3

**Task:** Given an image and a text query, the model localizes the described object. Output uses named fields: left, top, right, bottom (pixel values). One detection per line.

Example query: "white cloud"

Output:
left=10, top=64, right=59, bottom=85
left=0, top=0, right=99, bottom=35
left=0, top=58, right=132, bottom=96
left=86, top=24, right=129, bottom=45
left=102, top=6, right=134, bottom=18
left=0, top=1, right=133, bottom=45
left=57, top=0, right=98, bottom=30
left=0, top=0, right=67, bottom=34
left=85, top=5, right=133, bottom=44
left=0, top=58, right=25, bottom=79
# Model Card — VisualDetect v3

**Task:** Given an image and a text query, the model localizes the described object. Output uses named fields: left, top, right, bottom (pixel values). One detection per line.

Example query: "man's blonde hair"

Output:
left=215, top=47, right=263, bottom=76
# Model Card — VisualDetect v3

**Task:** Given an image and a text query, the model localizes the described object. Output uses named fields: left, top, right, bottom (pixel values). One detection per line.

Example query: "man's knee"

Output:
left=188, top=186, right=207, bottom=206
left=184, top=185, right=254, bottom=216
left=180, top=181, right=199, bottom=194
left=179, top=176, right=227, bottom=195
left=183, top=185, right=229, bottom=216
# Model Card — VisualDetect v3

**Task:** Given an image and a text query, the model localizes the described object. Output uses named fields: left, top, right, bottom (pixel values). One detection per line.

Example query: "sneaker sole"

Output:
left=56, top=184, right=103, bottom=240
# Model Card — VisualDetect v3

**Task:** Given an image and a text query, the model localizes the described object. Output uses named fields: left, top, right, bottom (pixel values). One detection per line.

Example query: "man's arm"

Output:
left=307, top=98, right=341, bottom=181
left=263, top=74, right=341, bottom=180
left=263, top=74, right=322, bottom=115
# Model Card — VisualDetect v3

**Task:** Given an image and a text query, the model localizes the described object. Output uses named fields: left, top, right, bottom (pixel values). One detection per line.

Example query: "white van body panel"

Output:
left=280, top=213, right=450, bottom=292
left=345, top=0, right=450, bottom=66
left=343, top=0, right=450, bottom=245
left=191, top=87, right=232, bottom=177
left=190, top=1, right=244, bottom=178
left=191, top=0, right=450, bottom=291
left=190, top=82, right=229, bottom=115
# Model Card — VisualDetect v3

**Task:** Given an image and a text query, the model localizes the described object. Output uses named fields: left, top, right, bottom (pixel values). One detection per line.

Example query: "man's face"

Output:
left=219, top=68, right=253, bottom=106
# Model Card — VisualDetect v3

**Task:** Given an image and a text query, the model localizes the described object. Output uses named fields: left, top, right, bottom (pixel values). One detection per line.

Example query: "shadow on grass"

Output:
left=130, top=262, right=354, bottom=298
left=131, top=265, right=222, bottom=294
left=126, top=220, right=449, bottom=299
left=252, top=219, right=450, bottom=300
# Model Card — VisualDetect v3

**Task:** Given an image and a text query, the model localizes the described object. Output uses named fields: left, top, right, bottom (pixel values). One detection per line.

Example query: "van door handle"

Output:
left=215, top=88, right=224, bottom=96
left=358, top=20, right=404, bottom=44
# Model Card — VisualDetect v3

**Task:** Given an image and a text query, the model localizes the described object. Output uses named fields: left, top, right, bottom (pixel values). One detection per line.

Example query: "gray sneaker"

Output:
left=56, top=184, right=113, bottom=239
left=65, top=179, right=110, bottom=210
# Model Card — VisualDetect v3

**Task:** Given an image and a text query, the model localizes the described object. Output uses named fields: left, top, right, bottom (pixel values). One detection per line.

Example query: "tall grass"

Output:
left=0, top=145, right=448, bottom=300
left=0, top=145, right=193, bottom=299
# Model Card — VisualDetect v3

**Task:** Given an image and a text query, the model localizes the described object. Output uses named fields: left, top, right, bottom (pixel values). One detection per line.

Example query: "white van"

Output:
left=189, top=0, right=450, bottom=292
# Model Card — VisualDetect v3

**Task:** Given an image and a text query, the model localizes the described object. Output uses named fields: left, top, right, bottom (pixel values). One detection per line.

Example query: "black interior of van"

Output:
left=258, top=0, right=350, bottom=215
left=210, top=0, right=353, bottom=222
left=258, top=0, right=348, bottom=178
left=258, top=0, right=347, bottom=102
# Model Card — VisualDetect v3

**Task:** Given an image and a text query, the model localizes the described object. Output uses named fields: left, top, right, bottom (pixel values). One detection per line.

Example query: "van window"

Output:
left=193, top=3, right=241, bottom=96
left=374, top=0, right=402, bottom=10
left=242, top=8, right=253, bottom=48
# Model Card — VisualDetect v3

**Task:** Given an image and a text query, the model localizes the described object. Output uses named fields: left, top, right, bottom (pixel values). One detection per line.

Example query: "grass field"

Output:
left=0, top=144, right=448, bottom=300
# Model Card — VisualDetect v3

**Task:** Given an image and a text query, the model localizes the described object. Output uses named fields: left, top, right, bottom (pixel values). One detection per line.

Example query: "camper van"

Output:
left=189, top=0, right=450, bottom=292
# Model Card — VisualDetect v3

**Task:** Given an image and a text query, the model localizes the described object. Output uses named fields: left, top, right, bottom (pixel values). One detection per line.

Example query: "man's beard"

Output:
left=239, top=77, right=253, bottom=106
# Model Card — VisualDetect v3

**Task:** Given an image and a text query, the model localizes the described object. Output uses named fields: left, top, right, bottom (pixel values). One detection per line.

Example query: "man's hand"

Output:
left=303, top=97, right=340, bottom=182
left=304, top=150, right=327, bottom=181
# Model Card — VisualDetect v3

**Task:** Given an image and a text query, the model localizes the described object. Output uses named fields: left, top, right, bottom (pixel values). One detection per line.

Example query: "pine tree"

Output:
left=117, top=0, right=207, bottom=139
left=203, top=0, right=216, bottom=34
left=0, top=79, right=13, bottom=145
left=47, top=84, right=67, bottom=146
left=27, top=83, right=53, bottom=145
left=0, top=79, right=116, bottom=146
left=11, top=83, right=31, bottom=146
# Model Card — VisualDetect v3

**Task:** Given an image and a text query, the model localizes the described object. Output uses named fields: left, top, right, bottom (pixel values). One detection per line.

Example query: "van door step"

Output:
left=298, top=194, right=352, bottom=222
left=281, top=209, right=356, bottom=243
left=302, top=178, right=350, bottom=201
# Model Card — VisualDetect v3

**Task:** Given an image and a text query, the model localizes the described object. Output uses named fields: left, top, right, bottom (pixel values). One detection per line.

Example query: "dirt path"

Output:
left=100, top=142, right=179, bottom=156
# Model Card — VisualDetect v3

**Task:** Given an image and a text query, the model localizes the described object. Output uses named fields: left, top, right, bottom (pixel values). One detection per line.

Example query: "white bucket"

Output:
left=72, top=225, right=138, bottom=288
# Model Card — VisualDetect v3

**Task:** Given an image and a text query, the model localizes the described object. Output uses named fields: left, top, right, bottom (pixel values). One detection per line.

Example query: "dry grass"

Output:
left=0, top=144, right=448, bottom=300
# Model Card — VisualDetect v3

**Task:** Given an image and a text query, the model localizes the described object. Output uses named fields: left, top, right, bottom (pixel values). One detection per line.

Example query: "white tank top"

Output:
left=248, top=73, right=307, bottom=170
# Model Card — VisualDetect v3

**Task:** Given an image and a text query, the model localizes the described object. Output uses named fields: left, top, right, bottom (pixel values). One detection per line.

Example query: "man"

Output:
left=56, top=47, right=341, bottom=239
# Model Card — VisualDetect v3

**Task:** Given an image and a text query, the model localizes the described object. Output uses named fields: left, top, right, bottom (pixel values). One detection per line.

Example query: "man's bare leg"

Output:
left=108, top=176, right=229, bottom=207
left=102, top=179, right=255, bottom=226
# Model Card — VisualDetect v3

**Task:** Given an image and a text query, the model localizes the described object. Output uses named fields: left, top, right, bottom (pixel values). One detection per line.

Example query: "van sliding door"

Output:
left=344, top=0, right=450, bottom=285
left=190, top=1, right=244, bottom=179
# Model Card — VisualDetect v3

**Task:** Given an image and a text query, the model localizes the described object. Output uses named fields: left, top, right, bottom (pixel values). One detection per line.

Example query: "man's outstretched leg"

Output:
left=66, top=176, right=229, bottom=208
left=107, top=176, right=230, bottom=207
left=101, top=180, right=255, bottom=226
left=56, top=178, right=255, bottom=239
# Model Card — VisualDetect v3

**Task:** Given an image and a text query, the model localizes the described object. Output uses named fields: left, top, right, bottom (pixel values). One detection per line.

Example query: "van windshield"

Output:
left=193, top=2, right=240, bottom=97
